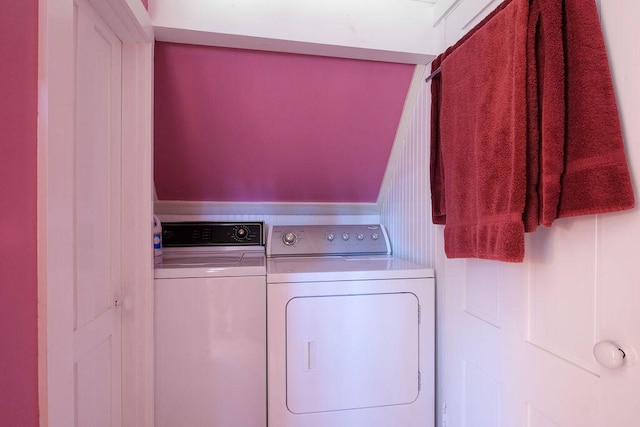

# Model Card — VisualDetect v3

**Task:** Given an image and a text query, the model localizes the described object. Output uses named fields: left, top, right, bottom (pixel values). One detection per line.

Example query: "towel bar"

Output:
left=425, top=67, right=441, bottom=83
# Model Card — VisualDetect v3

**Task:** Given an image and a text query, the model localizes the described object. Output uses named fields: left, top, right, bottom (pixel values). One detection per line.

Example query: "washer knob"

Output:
left=342, top=233, right=350, bottom=241
left=357, top=233, right=364, bottom=240
left=371, top=233, right=379, bottom=240
left=327, top=233, right=335, bottom=241
left=234, top=226, right=248, bottom=240
left=282, top=232, right=297, bottom=246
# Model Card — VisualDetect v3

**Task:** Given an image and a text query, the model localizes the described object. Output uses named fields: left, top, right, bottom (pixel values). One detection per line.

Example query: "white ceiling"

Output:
left=150, top=0, right=448, bottom=64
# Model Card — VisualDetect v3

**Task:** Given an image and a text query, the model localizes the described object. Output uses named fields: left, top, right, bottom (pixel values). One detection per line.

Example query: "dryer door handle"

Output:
left=306, top=341, right=317, bottom=371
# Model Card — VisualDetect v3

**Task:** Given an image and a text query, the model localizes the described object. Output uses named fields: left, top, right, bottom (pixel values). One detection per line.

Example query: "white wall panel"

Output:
left=378, top=63, right=440, bottom=426
left=379, top=67, right=434, bottom=267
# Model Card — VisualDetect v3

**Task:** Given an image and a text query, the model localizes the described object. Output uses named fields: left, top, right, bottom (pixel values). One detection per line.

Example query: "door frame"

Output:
left=37, top=0, right=154, bottom=426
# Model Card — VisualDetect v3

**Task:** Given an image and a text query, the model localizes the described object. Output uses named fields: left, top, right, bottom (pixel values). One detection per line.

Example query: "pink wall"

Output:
left=154, top=43, right=414, bottom=203
left=0, top=1, right=39, bottom=425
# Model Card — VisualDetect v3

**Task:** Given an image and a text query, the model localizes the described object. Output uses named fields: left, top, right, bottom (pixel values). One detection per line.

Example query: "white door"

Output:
left=73, top=1, right=123, bottom=425
left=589, top=0, right=640, bottom=423
left=435, top=0, right=640, bottom=426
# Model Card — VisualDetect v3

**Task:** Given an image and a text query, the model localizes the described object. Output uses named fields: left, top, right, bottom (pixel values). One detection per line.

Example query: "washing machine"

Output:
left=266, top=224, right=435, bottom=427
left=154, top=221, right=266, bottom=427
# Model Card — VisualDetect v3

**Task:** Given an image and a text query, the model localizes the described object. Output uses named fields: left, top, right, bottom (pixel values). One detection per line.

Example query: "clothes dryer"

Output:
left=266, top=224, right=435, bottom=427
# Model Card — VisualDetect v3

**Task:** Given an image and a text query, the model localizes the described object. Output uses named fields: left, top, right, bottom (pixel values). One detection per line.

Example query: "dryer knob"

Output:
left=282, top=232, right=297, bottom=246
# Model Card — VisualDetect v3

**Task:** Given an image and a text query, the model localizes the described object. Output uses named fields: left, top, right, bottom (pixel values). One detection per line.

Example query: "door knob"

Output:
left=593, top=341, right=625, bottom=369
left=593, top=340, right=637, bottom=369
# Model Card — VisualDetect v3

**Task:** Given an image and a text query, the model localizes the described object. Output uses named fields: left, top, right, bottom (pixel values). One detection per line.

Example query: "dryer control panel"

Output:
left=267, top=224, right=391, bottom=257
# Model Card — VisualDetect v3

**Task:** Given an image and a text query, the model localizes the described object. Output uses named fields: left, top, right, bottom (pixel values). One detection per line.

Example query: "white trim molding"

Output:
left=154, top=200, right=381, bottom=217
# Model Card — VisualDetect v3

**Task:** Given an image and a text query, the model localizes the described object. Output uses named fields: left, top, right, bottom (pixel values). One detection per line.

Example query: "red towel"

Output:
left=526, top=0, right=634, bottom=228
left=523, top=0, right=566, bottom=231
left=554, top=0, right=634, bottom=221
left=429, top=55, right=446, bottom=225
left=430, top=0, right=635, bottom=262
left=430, top=0, right=516, bottom=227
left=434, top=0, right=530, bottom=262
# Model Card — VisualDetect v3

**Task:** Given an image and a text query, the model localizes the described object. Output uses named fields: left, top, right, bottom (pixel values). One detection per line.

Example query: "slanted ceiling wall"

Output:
left=154, top=42, right=415, bottom=204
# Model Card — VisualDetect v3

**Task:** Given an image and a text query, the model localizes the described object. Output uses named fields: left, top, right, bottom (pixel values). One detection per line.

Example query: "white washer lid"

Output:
left=155, top=250, right=266, bottom=279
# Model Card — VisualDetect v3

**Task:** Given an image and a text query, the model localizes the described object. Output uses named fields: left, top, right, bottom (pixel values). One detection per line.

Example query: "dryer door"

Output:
left=286, top=292, right=420, bottom=414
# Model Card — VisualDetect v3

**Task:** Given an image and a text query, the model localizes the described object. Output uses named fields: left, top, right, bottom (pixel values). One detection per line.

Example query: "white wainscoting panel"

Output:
left=378, top=64, right=440, bottom=426
left=379, top=67, right=434, bottom=267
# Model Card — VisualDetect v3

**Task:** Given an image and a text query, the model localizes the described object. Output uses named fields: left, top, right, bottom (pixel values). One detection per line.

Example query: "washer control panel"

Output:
left=267, top=224, right=391, bottom=257
left=162, top=221, right=264, bottom=247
